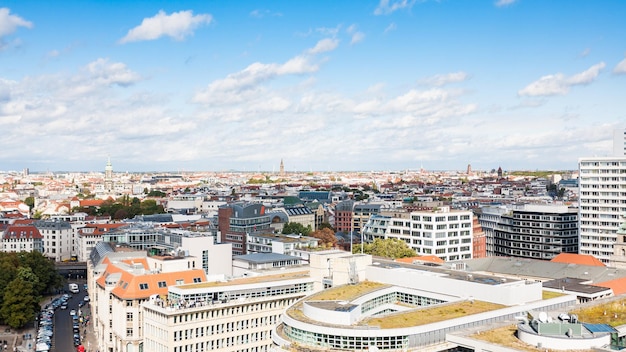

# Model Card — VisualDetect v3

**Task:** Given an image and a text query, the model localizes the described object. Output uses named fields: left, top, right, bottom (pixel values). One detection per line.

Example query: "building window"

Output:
left=126, top=328, right=133, bottom=337
left=158, top=281, right=167, bottom=288
left=139, top=283, right=149, bottom=290
left=127, top=312, right=133, bottom=321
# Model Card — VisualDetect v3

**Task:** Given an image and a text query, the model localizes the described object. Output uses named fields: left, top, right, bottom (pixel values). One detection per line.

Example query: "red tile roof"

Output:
left=550, top=253, right=605, bottom=267
left=80, top=199, right=106, bottom=207
left=3, top=224, right=42, bottom=239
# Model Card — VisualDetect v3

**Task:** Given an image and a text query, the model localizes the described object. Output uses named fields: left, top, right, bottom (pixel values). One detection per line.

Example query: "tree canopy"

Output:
left=282, top=222, right=312, bottom=236
left=72, top=196, right=165, bottom=219
left=310, top=228, right=338, bottom=248
left=353, top=238, right=417, bottom=259
left=0, top=251, right=63, bottom=328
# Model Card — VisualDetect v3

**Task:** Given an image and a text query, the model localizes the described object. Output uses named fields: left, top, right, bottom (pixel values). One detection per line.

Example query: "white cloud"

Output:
left=384, top=23, right=397, bottom=34
left=518, top=62, right=605, bottom=96
left=249, top=9, right=282, bottom=18
left=195, top=39, right=340, bottom=105
left=347, top=25, right=365, bottom=45
left=0, top=7, right=32, bottom=49
left=0, top=8, right=32, bottom=37
left=119, top=10, right=212, bottom=43
left=614, top=57, right=626, bottom=74
left=420, top=72, right=469, bottom=86
left=307, top=38, right=339, bottom=54
left=494, top=0, right=517, bottom=7
left=374, top=0, right=418, bottom=15
left=193, top=56, right=318, bottom=104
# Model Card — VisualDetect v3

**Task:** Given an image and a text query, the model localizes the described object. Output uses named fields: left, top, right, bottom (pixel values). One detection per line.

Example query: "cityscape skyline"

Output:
left=1, top=1, right=626, bottom=173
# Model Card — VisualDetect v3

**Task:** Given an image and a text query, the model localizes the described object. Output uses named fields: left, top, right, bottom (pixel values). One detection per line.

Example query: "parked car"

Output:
left=69, top=309, right=76, bottom=316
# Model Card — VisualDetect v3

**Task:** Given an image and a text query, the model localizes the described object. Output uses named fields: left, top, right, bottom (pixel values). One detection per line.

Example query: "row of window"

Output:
left=173, top=316, right=278, bottom=341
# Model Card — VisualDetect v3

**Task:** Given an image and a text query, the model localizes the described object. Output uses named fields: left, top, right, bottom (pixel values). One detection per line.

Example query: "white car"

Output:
left=69, top=309, right=76, bottom=316
left=83, top=295, right=89, bottom=302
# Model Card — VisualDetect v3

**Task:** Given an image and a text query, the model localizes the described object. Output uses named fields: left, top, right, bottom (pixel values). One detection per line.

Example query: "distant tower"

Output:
left=497, top=166, right=503, bottom=179
left=279, top=159, right=285, bottom=177
left=466, top=163, right=472, bottom=175
left=104, top=157, right=113, bottom=192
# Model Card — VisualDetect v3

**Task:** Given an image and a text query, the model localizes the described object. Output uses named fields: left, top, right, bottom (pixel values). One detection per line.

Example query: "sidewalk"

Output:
left=79, top=300, right=97, bottom=352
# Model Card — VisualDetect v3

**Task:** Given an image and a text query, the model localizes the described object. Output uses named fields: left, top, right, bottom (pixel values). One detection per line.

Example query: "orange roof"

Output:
left=596, top=277, right=626, bottom=295
left=395, top=255, right=445, bottom=265
left=550, top=253, right=605, bottom=267
left=80, top=199, right=105, bottom=207
left=96, top=256, right=206, bottom=299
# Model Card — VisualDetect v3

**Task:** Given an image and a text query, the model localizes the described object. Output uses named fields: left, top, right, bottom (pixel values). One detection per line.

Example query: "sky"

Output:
left=1, top=0, right=626, bottom=173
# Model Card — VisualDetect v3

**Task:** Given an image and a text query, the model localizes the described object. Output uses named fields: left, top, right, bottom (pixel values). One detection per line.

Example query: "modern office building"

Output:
left=475, top=205, right=508, bottom=256
left=362, top=206, right=473, bottom=261
left=142, top=257, right=315, bottom=352
left=272, top=254, right=575, bottom=351
left=578, top=156, right=626, bottom=263
left=492, top=204, right=578, bottom=260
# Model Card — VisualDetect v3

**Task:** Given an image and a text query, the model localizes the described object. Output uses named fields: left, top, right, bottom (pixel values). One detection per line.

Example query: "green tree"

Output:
left=0, top=254, right=19, bottom=310
left=318, top=222, right=335, bottom=232
left=355, top=238, right=416, bottom=259
left=282, top=222, right=312, bottom=236
left=147, top=190, right=167, bottom=197
left=0, top=277, right=38, bottom=328
left=140, top=199, right=164, bottom=215
left=24, top=196, right=35, bottom=209
left=18, top=251, right=63, bottom=295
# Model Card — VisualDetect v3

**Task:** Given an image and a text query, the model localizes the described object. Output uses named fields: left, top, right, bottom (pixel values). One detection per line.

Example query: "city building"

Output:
left=0, top=223, right=43, bottom=253
left=76, top=223, right=129, bottom=262
left=352, top=203, right=385, bottom=234
left=333, top=200, right=354, bottom=233
left=578, top=157, right=626, bottom=263
left=246, top=233, right=319, bottom=261
left=142, top=256, right=315, bottom=352
left=88, top=242, right=208, bottom=352
left=362, top=206, right=473, bottom=261
left=492, top=204, right=578, bottom=260
left=471, top=214, right=486, bottom=258
left=218, top=203, right=271, bottom=256
left=35, top=219, right=73, bottom=261
left=272, top=254, right=575, bottom=351
left=613, top=128, right=626, bottom=157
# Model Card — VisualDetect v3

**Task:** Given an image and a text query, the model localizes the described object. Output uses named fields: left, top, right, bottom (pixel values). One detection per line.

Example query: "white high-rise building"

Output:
left=578, top=156, right=626, bottom=263
left=613, top=128, right=626, bottom=156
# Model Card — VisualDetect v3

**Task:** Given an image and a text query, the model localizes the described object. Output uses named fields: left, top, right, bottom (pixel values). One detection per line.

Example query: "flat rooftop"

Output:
left=177, top=270, right=310, bottom=289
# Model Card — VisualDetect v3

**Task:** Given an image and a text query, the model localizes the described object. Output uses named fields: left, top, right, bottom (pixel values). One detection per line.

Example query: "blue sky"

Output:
left=1, top=0, right=626, bottom=173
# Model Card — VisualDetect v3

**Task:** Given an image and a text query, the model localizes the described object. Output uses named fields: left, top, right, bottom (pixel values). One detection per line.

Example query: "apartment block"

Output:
left=578, top=157, right=626, bottom=263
